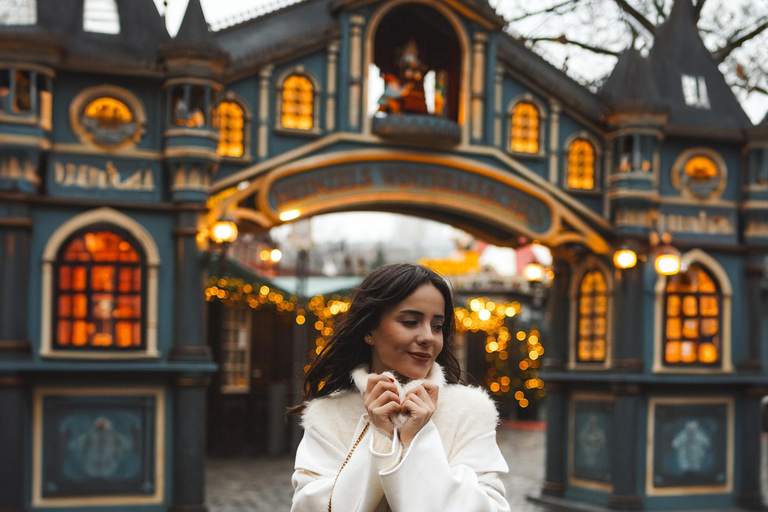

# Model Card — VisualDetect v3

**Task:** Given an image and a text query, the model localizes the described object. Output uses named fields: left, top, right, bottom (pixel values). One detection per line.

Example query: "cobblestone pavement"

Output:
left=207, top=424, right=554, bottom=512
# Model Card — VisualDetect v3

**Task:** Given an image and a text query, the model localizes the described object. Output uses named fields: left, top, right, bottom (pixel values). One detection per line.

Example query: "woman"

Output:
left=289, top=263, right=510, bottom=512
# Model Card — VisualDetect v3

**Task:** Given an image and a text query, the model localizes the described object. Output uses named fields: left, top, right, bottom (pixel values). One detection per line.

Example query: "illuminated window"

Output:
left=83, top=97, right=133, bottom=128
left=684, top=156, right=718, bottom=179
left=83, top=0, right=120, bottom=34
left=281, top=75, right=313, bottom=130
left=510, top=102, right=539, bottom=153
left=576, top=270, right=607, bottom=363
left=568, top=138, right=595, bottom=190
left=216, top=101, right=245, bottom=158
left=221, top=306, right=252, bottom=393
left=55, top=230, right=144, bottom=350
left=13, top=69, right=31, bottom=112
left=663, top=264, right=720, bottom=366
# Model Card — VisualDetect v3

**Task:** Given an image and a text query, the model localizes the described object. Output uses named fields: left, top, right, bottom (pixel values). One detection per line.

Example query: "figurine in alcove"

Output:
left=377, top=73, right=403, bottom=114
left=398, top=40, right=428, bottom=114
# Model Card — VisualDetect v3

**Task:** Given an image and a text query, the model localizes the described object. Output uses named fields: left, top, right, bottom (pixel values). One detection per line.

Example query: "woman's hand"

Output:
left=399, top=383, right=438, bottom=446
left=364, top=375, right=400, bottom=437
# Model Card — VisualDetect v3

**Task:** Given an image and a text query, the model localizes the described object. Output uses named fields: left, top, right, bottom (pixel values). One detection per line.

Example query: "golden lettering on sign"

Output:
left=53, top=161, right=155, bottom=191
left=616, top=208, right=733, bottom=235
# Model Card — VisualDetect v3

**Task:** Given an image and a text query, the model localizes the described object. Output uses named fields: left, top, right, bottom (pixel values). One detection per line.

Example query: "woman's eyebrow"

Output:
left=398, top=310, right=445, bottom=321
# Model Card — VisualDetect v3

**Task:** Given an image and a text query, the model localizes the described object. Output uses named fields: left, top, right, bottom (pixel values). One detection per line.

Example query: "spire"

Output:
left=175, top=0, right=214, bottom=45
left=647, top=0, right=750, bottom=134
left=117, top=0, right=170, bottom=47
left=601, top=47, right=664, bottom=114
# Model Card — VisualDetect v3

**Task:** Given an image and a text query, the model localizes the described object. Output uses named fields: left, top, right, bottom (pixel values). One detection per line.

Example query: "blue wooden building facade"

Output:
left=1, top=0, right=767, bottom=510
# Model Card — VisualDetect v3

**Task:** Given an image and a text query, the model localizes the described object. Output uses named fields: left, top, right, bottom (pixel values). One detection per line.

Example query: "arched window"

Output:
left=510, top=101, right=539, bottom=154
left=216, top=101, right=245, bottom=158
left=663, top=264, right=720, bottom=366
left=576, top=270, right=608, bottom=362
left=280, top=74, right=314, bottom=130
left=568, top=138, right=596, bottom=190
left=55, top=229, right=144, bottom=350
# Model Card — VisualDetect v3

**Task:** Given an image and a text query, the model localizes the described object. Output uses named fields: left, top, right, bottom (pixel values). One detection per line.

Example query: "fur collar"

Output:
left=350, top=362, right=446, bottom=429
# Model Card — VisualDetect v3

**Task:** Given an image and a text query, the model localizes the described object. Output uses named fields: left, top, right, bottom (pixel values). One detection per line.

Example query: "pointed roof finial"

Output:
left=175, top=0, right=214, bottom=45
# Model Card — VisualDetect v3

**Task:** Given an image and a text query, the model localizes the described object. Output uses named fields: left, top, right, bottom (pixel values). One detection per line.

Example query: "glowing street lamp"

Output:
left=655, top=252, right=681, bottom=276
left=523, top=262, right=545, bottom=282
left=210, top=220, right=238, bottom=244
left=613, top=248, right=637, bottom=269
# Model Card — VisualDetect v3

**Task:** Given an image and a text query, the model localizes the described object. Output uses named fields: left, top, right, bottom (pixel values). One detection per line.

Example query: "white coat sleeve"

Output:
left=378, top=420, right=510, bottom=512
left=291, top=415, right=402, bottom=512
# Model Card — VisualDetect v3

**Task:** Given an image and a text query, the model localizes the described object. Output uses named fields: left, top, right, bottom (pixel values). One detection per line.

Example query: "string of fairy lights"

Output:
left=206, top=276, right=545, bottom=407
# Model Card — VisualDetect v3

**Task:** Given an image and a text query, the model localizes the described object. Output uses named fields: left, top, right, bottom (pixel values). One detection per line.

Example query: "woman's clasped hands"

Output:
left=364, top=374, right=438, bottom=446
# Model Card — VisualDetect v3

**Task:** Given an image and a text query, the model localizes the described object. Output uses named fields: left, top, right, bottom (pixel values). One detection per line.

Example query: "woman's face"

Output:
left=368, top=283, right=445, bottom=380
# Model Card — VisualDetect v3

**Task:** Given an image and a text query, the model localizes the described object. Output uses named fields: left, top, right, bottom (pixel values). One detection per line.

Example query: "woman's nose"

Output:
left=416, top=324, right=436, bottom=344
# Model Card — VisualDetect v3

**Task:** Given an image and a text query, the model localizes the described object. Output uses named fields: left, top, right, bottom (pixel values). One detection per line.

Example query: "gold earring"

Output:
left=365, top=336, right=373, bottom=345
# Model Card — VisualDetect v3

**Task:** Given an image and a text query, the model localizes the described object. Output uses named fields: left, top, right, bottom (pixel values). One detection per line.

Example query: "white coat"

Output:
left=290, top=362, right=511, bottom=512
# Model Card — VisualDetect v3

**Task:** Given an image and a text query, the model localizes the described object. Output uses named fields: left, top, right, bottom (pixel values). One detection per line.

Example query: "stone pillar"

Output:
left=541, top=382, right=566, bottom=497
left=170, top=375, right=211, bottom=512
left=325, top=40, right=340, bottom=132
left=543, top=258, right=571, bottom=370
left=347, top=15, right=365, bottom=131
left=548, top=100, right=561, bottom=184
left=0, top=375, right=25, bottom=512
left=493, top=64, right=503, bottom=149
left=0, top=207, right=32, bottom=359
left=470, top=33, right=487, bottom=143
left=612, top=261, right=644, bottom=372
left=257, top=65, right=274, bottom=162
left=737, top=387, right=765, bottom=510
left=170, top=205, right=211, bottom=363
left=608, top=384, right=642, bottom=510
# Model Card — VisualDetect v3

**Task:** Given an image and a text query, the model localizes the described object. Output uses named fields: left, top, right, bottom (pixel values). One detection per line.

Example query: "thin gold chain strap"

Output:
left=328, top=422, right=370, bottom=512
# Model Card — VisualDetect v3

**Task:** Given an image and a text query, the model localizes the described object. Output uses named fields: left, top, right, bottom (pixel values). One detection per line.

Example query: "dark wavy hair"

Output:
left=287, top=263, right=461, bottom=416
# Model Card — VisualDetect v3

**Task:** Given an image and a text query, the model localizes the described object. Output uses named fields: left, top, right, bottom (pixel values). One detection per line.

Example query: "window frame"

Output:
left=563, top=131, right=602, bottom=193
left=53, top=226, right=147, bottom=352
left=506, top=93, right=546, bottom=158
left=41, top=207, right=161, bottom=359
left=652, top=249, right=732, bottom=374
left=69, top=84, right=147, bottom=150
left=670, top=147, right=728, bottom=200
left=568, top=257, right=613, bottom=369
left=220, top=305, right=252, bottom=394
left=274, top=66, right=322, bottom=136
left=0, top=64, right=54, bottom=128
left=215, top=91, right=253, bottom=162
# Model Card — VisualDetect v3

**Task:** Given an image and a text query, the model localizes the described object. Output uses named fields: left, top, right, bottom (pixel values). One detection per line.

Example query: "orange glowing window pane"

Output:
left=281, top=75, right=313, bottom=130
left=73, top=294, right=88, bottom=318
left=681, top=341, right=697, bottom=362
left=666, top=341, right=681, bottom=363
left=217, top=101, right=245, bottom=157
left=682, top=295, right=698, bottom=316
left=58, top=321, right=71, bottom=345
left=116, top=322, right=133, bottom=347
left=684, top=156, right=718, bottom=180
left=700, top=296, right=718, bottom=316
left=72, top=321, right=88, bottom=345
left=59, top=295, right=72, bottom=317
left=666, top=318, right=681, bottom=339
left=83, top=97, right=133, bottom=128
left=133, top=268, right=141, bottom=291
left=698, top=342, right=718, bottom=363
left=72, top=267, right=87, bottom=291
left=701, top=318, right=719, bottom=336
left=576, top=270, right=607, bottom=363
left=91, top=266, right=114, bottom=291
left=667, top=295, right=681, bottom=316
left=568, top=139, right=595, bottom=190
left=59, top=267, right=72, bottom=290
left=511, top=102, right=539, bottom=153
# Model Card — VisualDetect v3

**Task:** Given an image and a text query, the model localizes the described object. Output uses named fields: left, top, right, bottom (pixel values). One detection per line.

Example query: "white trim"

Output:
left=563, top=131, right=602, bottom=192
left=274, top=65, right=323, bottom=136
left=40, top=207, right=160, bottom=359
left=567, top=256, right=614, bottom=370
left=652, top=249, right=733, bottom=374
left=506, top=92, right=547, bottom=158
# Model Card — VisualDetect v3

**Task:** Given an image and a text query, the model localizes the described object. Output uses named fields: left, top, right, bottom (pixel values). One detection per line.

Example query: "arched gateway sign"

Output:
left=211, top=150, right=609, bottom=255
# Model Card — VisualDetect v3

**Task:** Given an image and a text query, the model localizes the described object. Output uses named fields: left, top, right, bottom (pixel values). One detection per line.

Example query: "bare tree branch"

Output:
left=613, top=0, right=656, bottom=35
left=652, top=0, right=665, bottom=21
left=506, top=0, right=578, bottom=23
left=713, top=19, right=768, bottom=62
left=528, top=35, right=621, bottom=56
